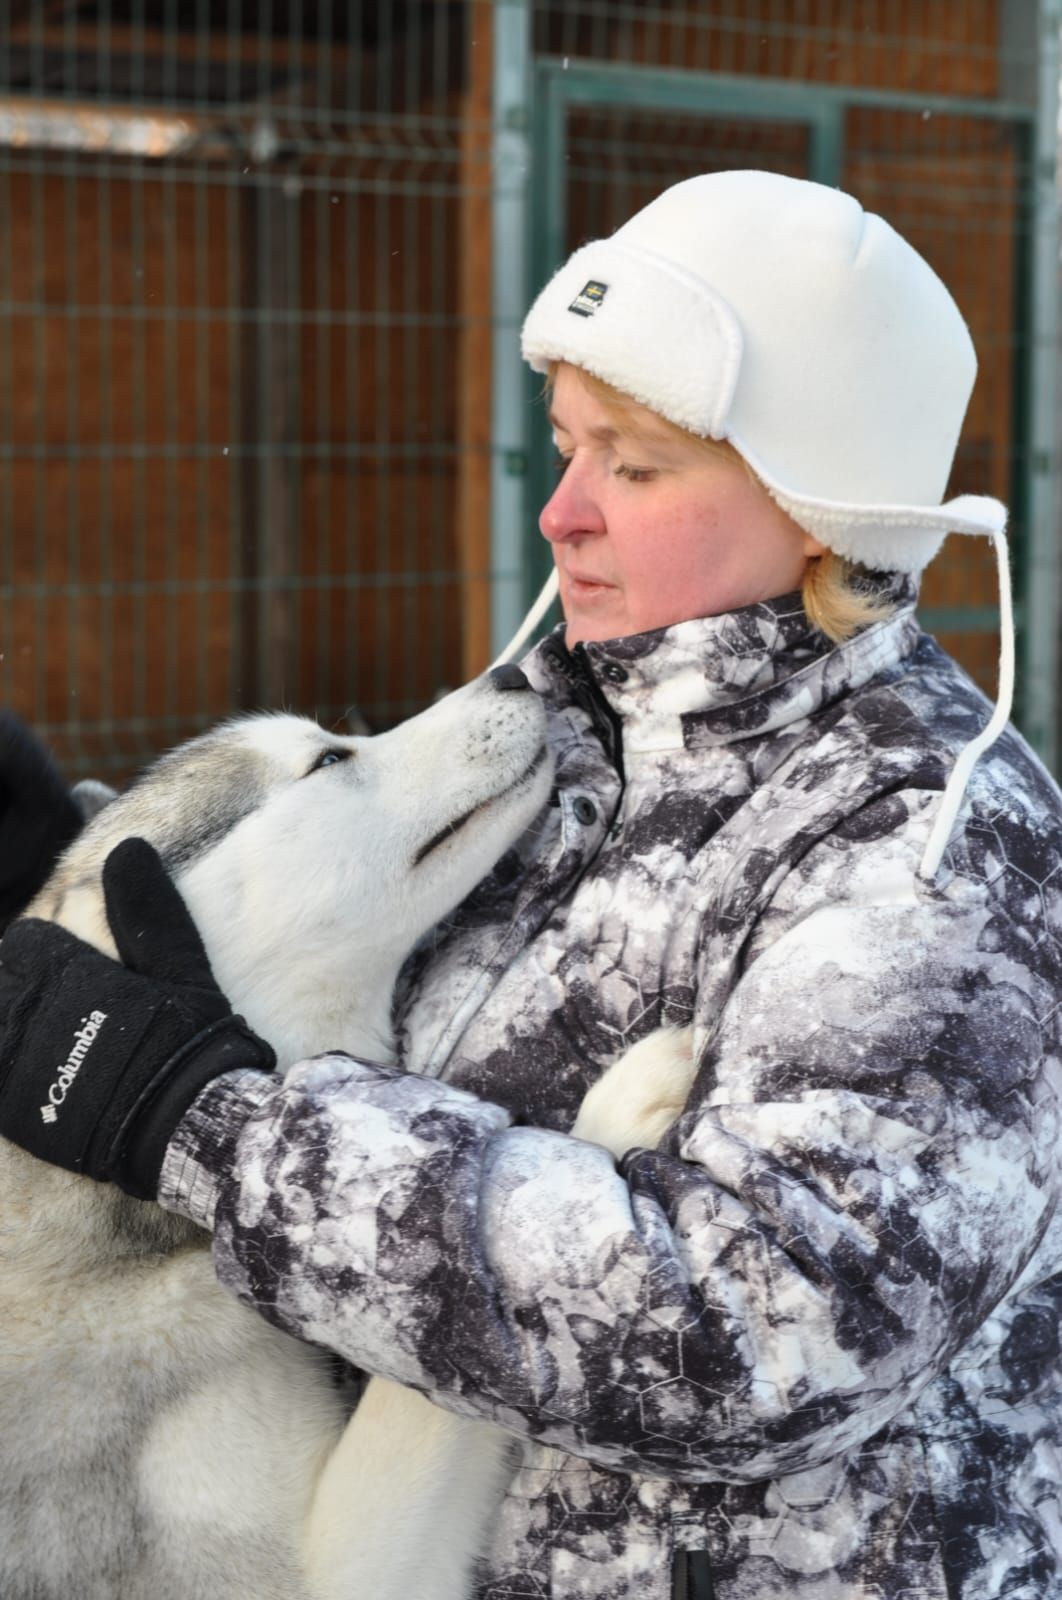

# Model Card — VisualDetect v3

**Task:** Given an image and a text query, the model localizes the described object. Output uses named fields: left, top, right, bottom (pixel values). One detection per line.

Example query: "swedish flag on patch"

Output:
left=568, top=280, right=608, bottom=318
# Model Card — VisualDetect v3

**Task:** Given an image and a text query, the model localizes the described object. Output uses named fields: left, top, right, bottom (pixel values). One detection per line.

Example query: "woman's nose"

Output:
left=539, top=460, right=605, bottom=544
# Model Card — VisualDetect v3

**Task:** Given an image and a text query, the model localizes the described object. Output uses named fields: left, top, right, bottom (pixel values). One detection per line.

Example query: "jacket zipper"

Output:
left=672, top=1550, right=716, bottom=1600
left=567, top=641, right=626, bottom=784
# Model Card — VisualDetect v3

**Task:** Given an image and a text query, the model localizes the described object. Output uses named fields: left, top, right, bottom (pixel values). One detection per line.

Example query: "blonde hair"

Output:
left=549, top=365, right=895, bottom=645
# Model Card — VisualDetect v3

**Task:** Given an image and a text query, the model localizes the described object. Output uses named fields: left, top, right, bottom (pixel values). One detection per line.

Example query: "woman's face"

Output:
left=541, top=364, right=824, bottom=648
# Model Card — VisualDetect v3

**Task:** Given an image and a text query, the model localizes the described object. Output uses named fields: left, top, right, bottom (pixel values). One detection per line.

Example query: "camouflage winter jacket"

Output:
left=161, top=583, right=1062, bottom=1600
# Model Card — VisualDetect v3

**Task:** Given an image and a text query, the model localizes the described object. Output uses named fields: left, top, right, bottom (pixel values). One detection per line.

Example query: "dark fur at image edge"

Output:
left=0, top=712, right=84, bottom=930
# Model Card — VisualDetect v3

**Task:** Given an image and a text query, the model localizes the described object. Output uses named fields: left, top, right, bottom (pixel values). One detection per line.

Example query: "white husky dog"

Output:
left=0, top=668, right=694, bottom=1600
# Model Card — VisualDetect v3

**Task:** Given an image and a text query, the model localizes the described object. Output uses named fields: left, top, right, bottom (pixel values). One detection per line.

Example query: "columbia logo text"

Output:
left=40, top=1011, right=108, bottom=1125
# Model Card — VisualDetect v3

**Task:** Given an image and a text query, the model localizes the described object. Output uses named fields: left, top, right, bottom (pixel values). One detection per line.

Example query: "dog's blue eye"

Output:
left=306, top=748, right=351, bottom=776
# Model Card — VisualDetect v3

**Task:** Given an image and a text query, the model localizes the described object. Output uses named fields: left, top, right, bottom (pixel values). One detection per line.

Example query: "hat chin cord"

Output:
left=917, top=526, right=1015, bottom=881
left=491, top=567, right=560, bottom=668
left=490, top=532, right=1015, bottom=885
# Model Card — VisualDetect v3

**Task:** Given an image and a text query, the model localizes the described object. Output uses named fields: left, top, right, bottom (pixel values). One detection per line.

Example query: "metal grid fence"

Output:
left=1, top=1, right=1058, bottom=780
left=2, top=1, right=472, bottom=777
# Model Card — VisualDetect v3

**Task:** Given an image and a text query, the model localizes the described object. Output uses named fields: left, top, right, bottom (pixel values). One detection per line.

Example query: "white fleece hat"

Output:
left=521, top=169, right=1006, bottom=572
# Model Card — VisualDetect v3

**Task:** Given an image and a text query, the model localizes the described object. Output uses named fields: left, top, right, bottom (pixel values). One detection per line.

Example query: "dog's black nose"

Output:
left=488, top=664, right=530, bottom=692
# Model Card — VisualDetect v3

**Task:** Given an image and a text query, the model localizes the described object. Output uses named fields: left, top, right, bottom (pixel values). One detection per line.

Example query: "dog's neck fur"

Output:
left=33, top=855, right=405, bottom=1072
left=222, top=948, right=403, bottom=1072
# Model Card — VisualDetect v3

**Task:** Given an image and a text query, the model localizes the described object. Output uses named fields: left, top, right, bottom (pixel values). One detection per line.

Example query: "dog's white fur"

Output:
left=0, top=675, right=695, bottom=1600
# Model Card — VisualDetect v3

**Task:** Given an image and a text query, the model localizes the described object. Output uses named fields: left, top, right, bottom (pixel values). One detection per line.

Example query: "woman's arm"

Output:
left=159, top=789, right=1061, bottom=1483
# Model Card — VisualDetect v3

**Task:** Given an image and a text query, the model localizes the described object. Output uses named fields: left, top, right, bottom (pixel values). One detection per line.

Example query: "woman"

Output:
left=2, top=170, right=1061, bottom=1599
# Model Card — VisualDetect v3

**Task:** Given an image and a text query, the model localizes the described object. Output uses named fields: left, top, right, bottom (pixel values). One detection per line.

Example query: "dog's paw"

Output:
left=571, top=1026, right=697, bottom=1160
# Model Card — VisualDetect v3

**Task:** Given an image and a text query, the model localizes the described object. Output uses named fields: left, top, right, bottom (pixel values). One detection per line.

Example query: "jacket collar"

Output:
left=524, top=576, right=920, bottom=755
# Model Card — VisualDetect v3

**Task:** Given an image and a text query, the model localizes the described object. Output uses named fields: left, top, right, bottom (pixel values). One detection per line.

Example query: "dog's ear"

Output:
left=0, top=712, right=85, bottom=930
left=344, top=704, right=373, bottom=738
left=71, top=778, right=118, bottom=823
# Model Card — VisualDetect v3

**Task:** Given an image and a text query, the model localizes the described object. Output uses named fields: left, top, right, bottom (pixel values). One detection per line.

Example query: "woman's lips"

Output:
left=565, top=571, right=615, bottom=595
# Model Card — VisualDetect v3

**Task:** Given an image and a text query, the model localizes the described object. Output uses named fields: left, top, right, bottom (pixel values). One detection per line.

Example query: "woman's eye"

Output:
left=553, top=454, right=571, bottom=475
left=306, top=748, right=351, bottom=776
left=614, top=463, right=656, bottom=483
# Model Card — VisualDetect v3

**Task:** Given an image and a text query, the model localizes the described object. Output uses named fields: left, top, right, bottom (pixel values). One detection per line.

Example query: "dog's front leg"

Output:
left=303, top=1374, right=514, bottom=1600
left=570, top=1026, right=697, bottom=1160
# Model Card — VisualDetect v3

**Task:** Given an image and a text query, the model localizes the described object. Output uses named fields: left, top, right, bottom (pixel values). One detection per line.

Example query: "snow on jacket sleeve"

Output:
left=158, top=788, right=1062, bottom=1484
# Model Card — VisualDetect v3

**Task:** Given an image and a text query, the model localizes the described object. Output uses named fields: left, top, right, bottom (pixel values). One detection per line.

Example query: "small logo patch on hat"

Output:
left=568, top=280, right=608, bottom=318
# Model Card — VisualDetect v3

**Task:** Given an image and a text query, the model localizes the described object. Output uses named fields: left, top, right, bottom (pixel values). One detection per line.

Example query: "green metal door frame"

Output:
left=1022, top=0, right=1062, bottom=767
left=493, top=36, right=1058, bottom=762
left=489, top=0, right=534, bottom=661
left=530, top=63, right=846, bottom=286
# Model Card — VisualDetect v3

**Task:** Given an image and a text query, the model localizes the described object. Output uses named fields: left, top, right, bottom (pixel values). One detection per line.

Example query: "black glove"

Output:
left=0, top=837, right=276, bottom=1200
left=0, top=712, right=85, bottom=931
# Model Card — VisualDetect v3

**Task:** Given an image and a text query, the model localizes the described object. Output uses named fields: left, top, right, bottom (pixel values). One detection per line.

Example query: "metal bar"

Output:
left=0, top=96, right=200, bottom=156
left=0, top=571, right=469, bottom=600
left=162, top=20, right=180, bottom=745
left=226, top=1, right=247, bottom=712
left=489, top=0, right=533, bottom=658
left=807, top=95, right=843, bottom=187
left=920, top=607, right=1010, bottom=632
left=0, top=298, right=470, bottom=328
left=97, top=107, right=115, bottom=755
left=5, top=19, right=343, bottom=70
left=286, top=0, right=304, bottom=710
left=430, top=2, right=451, bottom=690
left=372, top=0, right=394, bottom=714
left=0, top=439, right=464, bottom=460
left=523, top=60, right=565, bottom=605
left=1007, top=116, right=1034, bottom=734
left=129, top=4, right=150, bottom=763
left=534, top=56, right=1036, bottom=125
left=192, top=0, right=211, bottom=722
left=0, top=155, right=500, bottom=201
left=313, top=0, right=333, bottom=715
left=28, top=0, right=46, bottom=737
left=1019, top=0, right=1061, bottom=768
left=343, top=0, right=362, bottom=712
left=401, top=93, right=417, bottom=711
left=0, top=92, right=472, bottom=141
left=257, top=180, right=298, bottom=706
left=63, top=15, right=83, bottom=769
left=456, top=0, right=496, bottom=680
